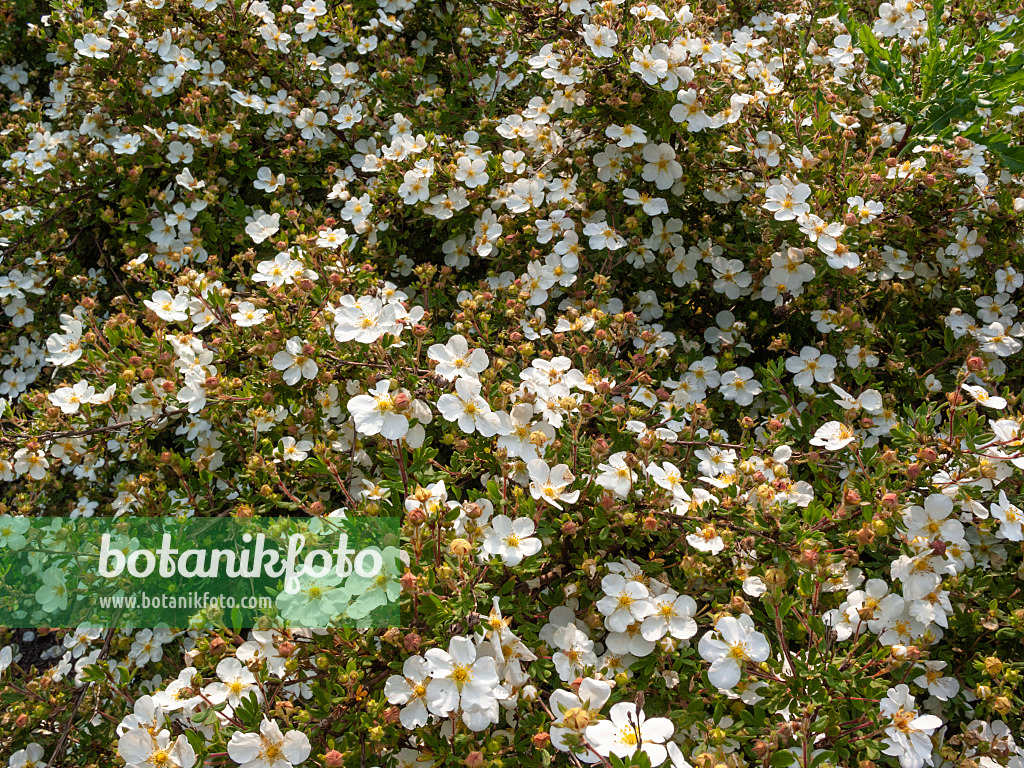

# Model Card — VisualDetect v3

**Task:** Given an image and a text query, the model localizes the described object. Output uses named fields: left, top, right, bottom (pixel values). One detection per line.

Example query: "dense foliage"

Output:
left=2, top=0, right=1024, bottom=766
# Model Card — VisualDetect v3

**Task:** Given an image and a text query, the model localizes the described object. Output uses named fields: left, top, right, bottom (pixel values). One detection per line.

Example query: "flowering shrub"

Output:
left=2, top=0, right=1024, bottom=765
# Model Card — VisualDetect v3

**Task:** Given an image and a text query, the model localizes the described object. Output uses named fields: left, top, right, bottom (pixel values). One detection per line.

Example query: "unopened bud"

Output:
left=400, top=572, right=418, bottom=593
left=450, top=538, right=472, bottom=557
left=407, top=507, right=427, bottom=526
left=562, top=707, right=591, bottom=730
left=983, top=656, right=1003, bottom=676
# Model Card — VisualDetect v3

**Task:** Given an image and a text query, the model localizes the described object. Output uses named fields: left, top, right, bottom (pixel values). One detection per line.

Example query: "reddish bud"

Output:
left=406, top=507, right=427, bottom=526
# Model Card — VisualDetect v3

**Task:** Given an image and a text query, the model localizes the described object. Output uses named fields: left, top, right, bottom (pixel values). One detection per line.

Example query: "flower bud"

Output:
left=450, top=538, right=472, bottom=557
left=464, top=751, right=485, bottom=768
left=562, top=707, right=591, bottom=730
left=532, top=733, right=551, bottom=748
left=323, top=750, right=345, bottom=767
left=406, top=507, right=427, bottom=526
left=983, top=656, right=1003, bottom=676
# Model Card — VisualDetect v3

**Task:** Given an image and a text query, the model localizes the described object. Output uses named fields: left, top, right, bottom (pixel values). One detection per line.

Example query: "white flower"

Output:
left=606, top=123, right=647, bottom=148
left=275, top=436, right=312, bottom=462
left=596, top=574, right=652, bottom=633
left=245, top=212, right=281, bottom=244
left=549, top=678, right=612, bottom=761
left=48, top=380, right=114, bottom=414
left=0, top=515, right=30, bottom=550
left=912, top=661, right=959, bottom=701
left=646, top=461, right=687, bottom=498
left=642, top=142, right=683, bottom=190
left=719, top=367, right=762, bottom=406
left=119, top=728, right=197, bottom=768
left=384, top=655, right=431, bottom=729
left=144, top=290, right=190, bottom=322
left=333, top=297, right=399, bottom=344
left=552, top=624, right=597, bottom=682
left=830, top=383, right=883, bottom=413
left=254, top=166, right=285, bottom=192
left=809, top=421, right=857, bottom=451
left=991, top=490, right=1023, bottom=541
left=427, top=335, right=489, bottom=381
left=582, top=24, right=618, bottom=57
left=8, top=744, right=45, bottom=768
left=423, top=636, right=507, bottom=723
left=763, top=179, right=811, bottom=221
left=641, top=591, right=697, bottom=641
left=697, top=614, right=770, bottom=690
left=14, top=448, right=49, bottom=480
left=232, top=301, right=269, bottom=327
left=271, top=337, right=318, bottom=385
left=46, top=315, right=85, bottom=367
left=785, top=346, right=837, bottom=388
left=687, top=524, right=724, bottom=554
left=347, top=379, right=409, bottom=440
left=595, top=451, right=637, bottom=498
left=436, top=378, right=503, bottom=437
left=879, top=685, right=942, bottom=768
left=75, top=33, right=112, bottom=58
left=227, top=718, right=311, bottom=768
left=482, top=515, right=542, bottom=566
left=585, top=702, right=674, bottom=766
left=527, top=459, right=580, bottom=510
left=961, top=383, right=1007, bottom=409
